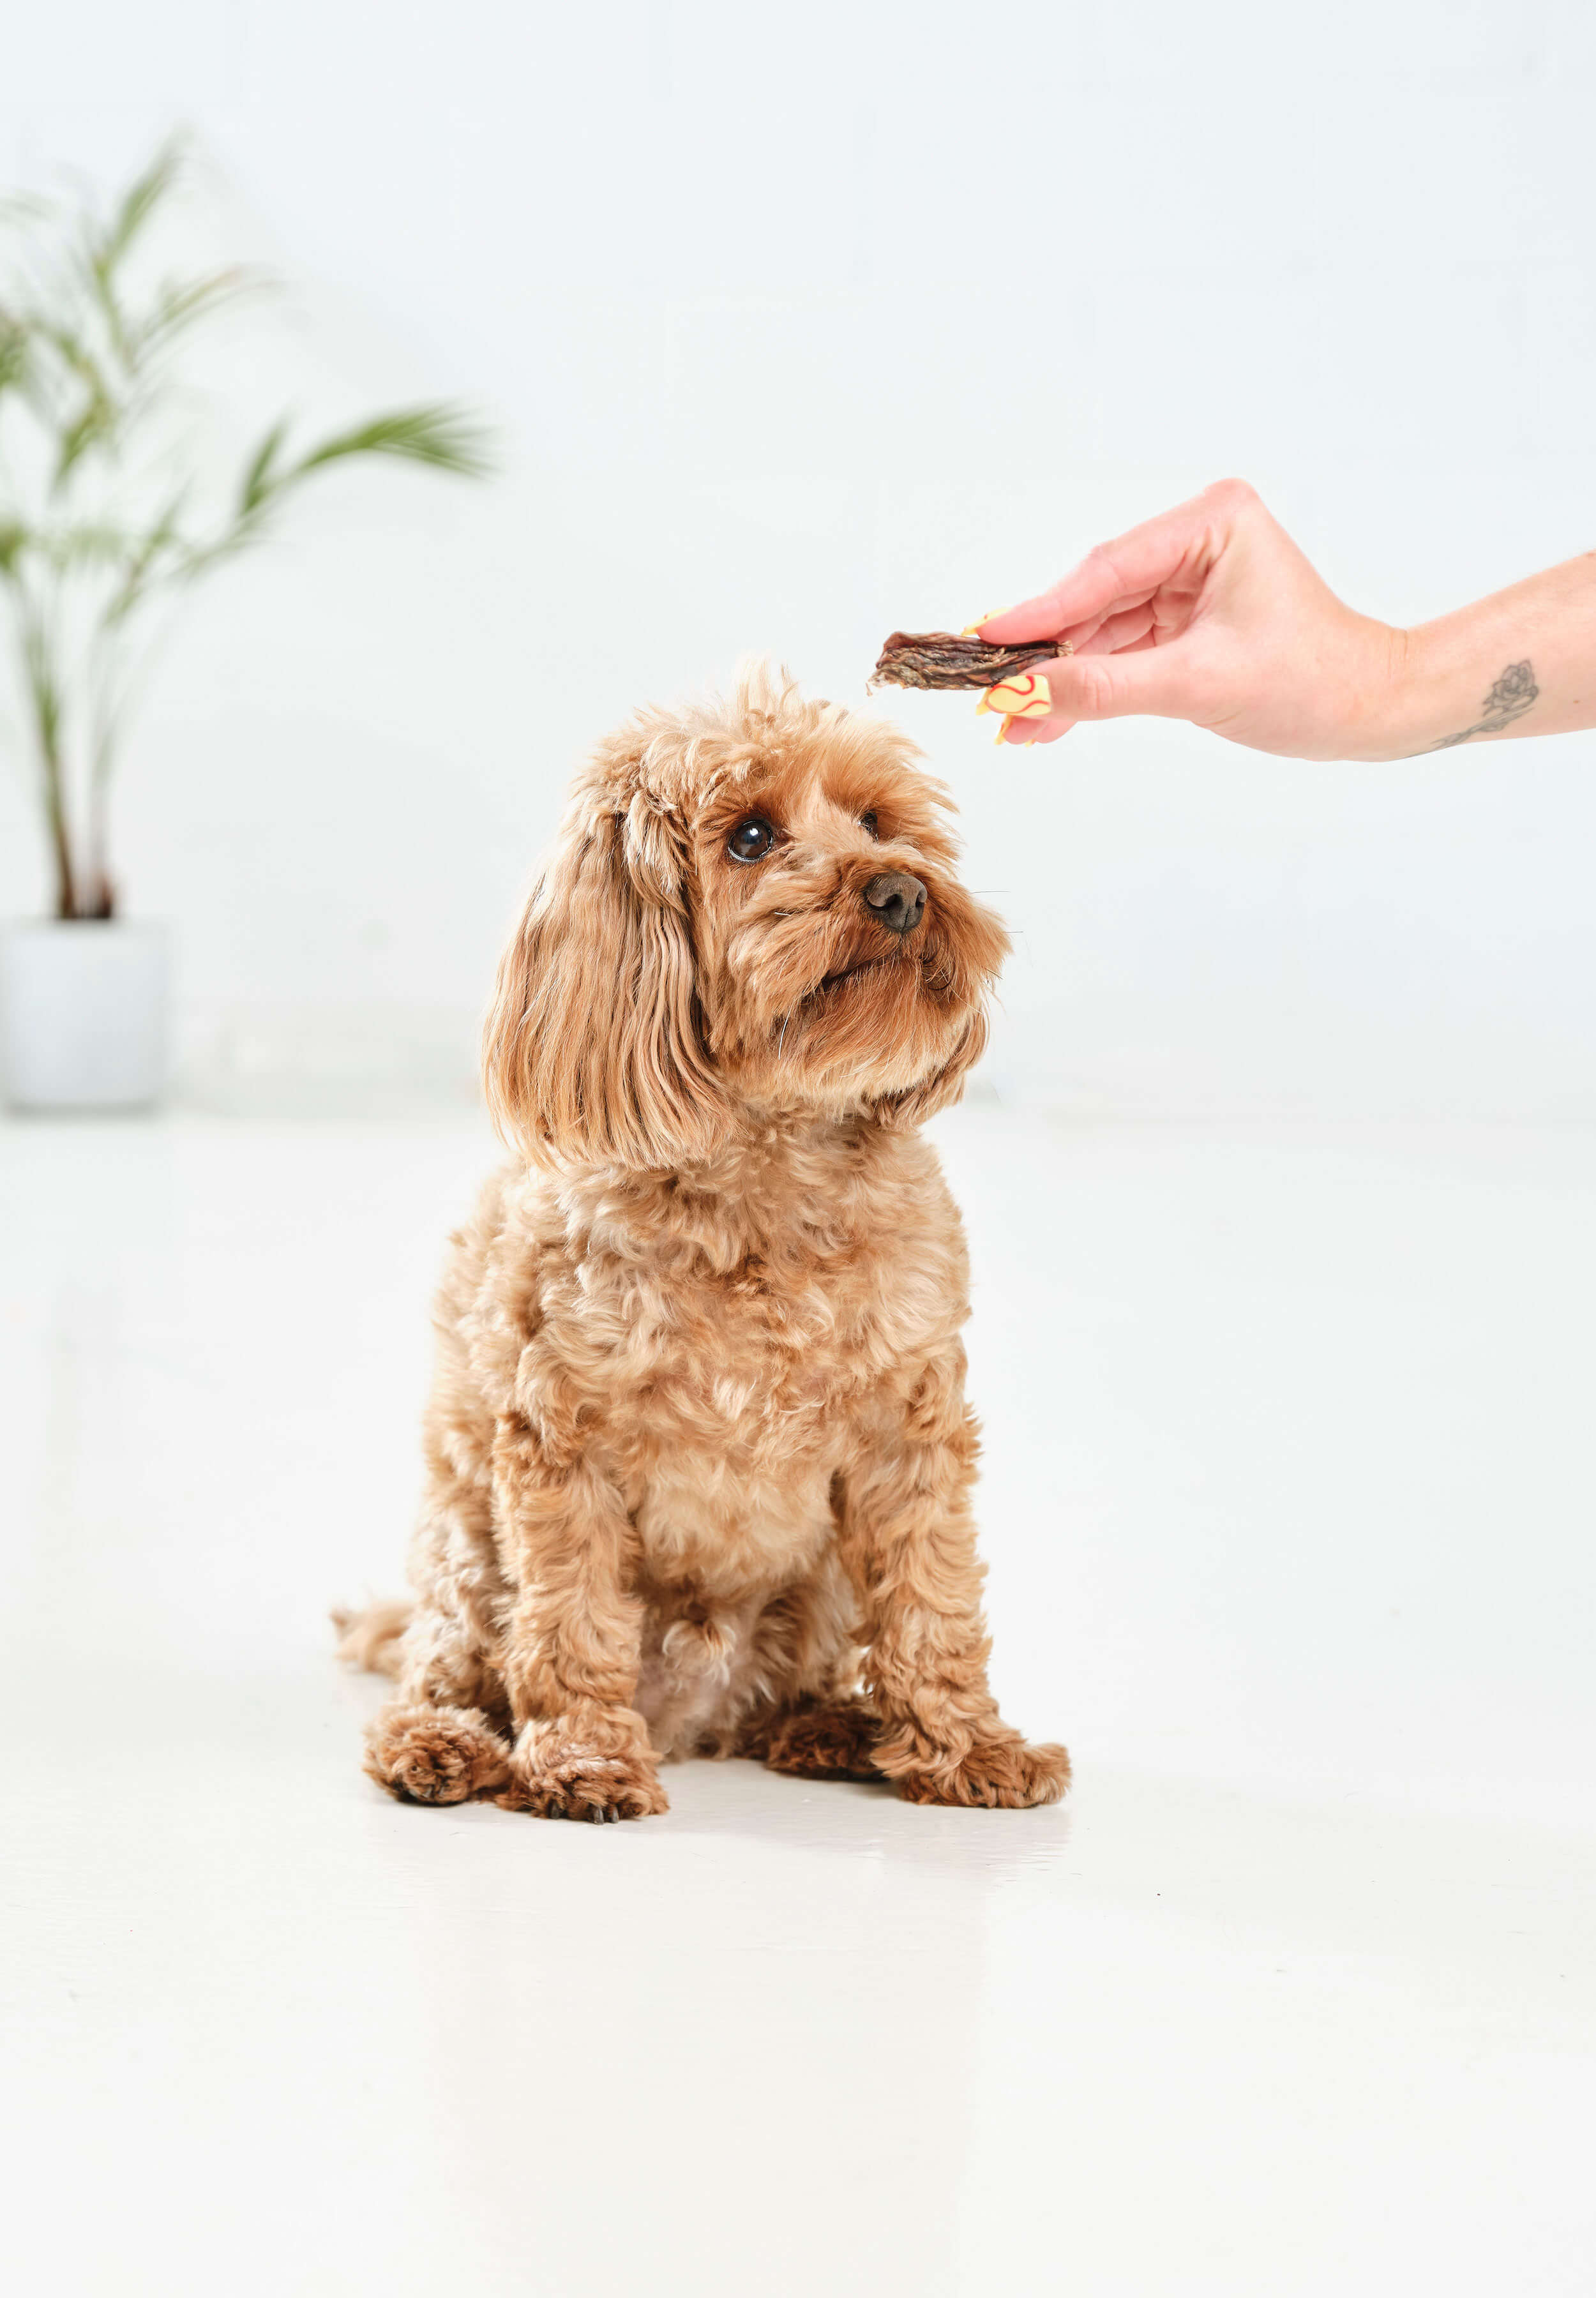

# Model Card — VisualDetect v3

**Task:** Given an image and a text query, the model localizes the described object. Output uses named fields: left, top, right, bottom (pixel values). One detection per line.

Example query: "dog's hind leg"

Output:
left=331, top=1596, right=412, bottom=1676
left=753, top=1695, right=885, bottom=1780
left=734, top=1559, right=884, bottom=1778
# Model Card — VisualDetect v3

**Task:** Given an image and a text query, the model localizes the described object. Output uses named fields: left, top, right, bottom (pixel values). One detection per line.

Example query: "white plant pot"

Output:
left=1, top=919, right=170, bottom=1111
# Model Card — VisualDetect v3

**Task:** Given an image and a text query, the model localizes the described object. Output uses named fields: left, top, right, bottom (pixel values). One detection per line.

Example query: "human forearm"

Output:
left=1375, top=552, right=1596, bottom=760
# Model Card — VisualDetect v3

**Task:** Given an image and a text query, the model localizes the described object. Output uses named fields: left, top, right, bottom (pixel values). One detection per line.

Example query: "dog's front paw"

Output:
left=499, top=1720, right=670, bottom=1822
left=365, top=1701, right=511, bottom=1805
left=894, top=1734, right=1071, bottom=1810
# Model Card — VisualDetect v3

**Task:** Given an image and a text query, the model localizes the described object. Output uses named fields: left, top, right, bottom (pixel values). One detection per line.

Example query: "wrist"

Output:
left=1341, top=619, right=1429, bottom=762
left=1360, top=610, right=1547, bottom=760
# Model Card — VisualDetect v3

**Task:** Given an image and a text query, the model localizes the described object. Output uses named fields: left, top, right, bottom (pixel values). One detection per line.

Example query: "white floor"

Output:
left=4, top=1106, right=1595, bottom=2297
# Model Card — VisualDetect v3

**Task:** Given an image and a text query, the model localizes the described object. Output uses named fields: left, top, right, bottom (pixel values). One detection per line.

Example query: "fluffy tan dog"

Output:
left=338, top=666, right=1069, bottom=1819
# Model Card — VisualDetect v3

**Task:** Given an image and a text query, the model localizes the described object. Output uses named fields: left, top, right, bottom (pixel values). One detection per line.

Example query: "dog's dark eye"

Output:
left=860, top=810, right=879, bottom=838
left=727, top=817, right=777, bottom=864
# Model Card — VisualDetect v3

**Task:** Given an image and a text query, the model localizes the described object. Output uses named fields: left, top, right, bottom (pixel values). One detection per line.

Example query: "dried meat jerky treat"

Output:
left=870, top=629, right=1067, bottom=693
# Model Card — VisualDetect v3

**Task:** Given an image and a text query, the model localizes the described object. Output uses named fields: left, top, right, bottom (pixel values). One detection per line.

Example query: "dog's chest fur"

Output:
left=485, top=1121, right=965, bottom=1541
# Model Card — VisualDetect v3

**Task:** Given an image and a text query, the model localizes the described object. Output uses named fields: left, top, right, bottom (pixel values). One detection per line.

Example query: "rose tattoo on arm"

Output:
left=1430, top=660, right=1539, bottom=751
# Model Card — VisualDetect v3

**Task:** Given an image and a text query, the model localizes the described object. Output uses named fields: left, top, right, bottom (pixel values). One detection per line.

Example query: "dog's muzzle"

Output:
left=862, top=872, right=927, bottom=938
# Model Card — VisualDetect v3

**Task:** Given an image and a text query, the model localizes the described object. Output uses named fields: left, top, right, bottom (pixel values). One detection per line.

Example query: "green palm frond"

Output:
left=290, top=403, right=496, bottom=482
left=30, top=315, right=105, bottom=385
left=20, top=314, right=128, bottom=486
left=136, top=264, right=264, bottom=358
left=198, top=405, right=494, bottom=574
left=104, top=490, right=191, bottom=624
left=95, top=139, right=184, bottom=279
left=52, top=382, right=120, bottom=487
left=31, top=523, right=148, bottom=573
left=84, top=138, right=185, bottom=366
left=0, top=308, right=27, bottom=392
left=0, top=516, right=186, bottom=584
left=237, top=416, right=291, bottom=520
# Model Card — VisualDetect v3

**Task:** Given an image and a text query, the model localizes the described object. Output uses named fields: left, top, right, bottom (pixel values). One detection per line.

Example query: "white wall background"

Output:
left=4, top=0, right=1596, bottom=1115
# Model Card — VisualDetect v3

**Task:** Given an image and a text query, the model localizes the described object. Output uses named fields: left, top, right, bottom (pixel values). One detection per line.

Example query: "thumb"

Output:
left=996, top=638, right=1203, bottom=740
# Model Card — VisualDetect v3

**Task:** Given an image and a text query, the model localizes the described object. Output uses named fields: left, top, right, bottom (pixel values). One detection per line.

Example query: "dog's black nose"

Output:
left=862, top=871, right=928, bottom=937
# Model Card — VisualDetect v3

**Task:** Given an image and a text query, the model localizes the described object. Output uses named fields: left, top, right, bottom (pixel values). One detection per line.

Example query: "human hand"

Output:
left=974, top=479, right=1410, bottom=760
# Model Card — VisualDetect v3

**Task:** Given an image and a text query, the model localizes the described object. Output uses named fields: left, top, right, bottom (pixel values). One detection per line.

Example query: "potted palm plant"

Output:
left=0, top=144, right=490, bottom=1109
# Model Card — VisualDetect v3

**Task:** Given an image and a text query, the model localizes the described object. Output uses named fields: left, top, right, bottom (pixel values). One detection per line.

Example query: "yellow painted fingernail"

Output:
left=962, top=607, right=1004, bottom=636
left=981, top=672, right=1051, bottom=720
left=993, top=714, right=1014, bottom=745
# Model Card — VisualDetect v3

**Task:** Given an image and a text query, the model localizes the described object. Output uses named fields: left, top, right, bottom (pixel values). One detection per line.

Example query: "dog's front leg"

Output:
left=492, top=1415, right=667, bottom=1821
left=841, top=1349, right=1070, bottom=1809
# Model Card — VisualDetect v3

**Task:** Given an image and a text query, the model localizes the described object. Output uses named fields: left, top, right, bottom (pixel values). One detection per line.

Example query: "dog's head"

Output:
left=484, top=665, right=1010, bottom=1169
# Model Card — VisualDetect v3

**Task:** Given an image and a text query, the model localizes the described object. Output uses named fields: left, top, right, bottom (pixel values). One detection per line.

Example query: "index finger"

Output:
left=975, top=495, right=1224, bottom=645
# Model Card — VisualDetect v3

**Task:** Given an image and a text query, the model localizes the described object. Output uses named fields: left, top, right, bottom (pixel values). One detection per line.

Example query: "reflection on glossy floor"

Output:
left=4, top=1108, right=1595, bottom=2295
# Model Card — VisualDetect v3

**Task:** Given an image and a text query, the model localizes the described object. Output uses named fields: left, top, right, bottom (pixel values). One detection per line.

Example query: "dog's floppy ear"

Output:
left=483, top=779, right=724, bottom=1168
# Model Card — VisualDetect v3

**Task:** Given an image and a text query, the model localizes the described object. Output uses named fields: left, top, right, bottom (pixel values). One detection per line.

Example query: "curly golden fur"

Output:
left=337, top=666, right=1069, bottom=1819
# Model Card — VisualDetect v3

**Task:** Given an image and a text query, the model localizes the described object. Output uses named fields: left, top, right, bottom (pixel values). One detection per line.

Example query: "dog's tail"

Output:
left=331, top=1597, right=412, bottom=1678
